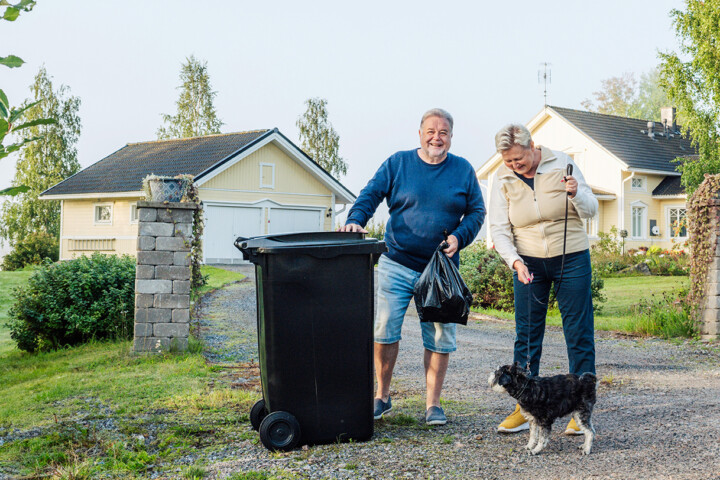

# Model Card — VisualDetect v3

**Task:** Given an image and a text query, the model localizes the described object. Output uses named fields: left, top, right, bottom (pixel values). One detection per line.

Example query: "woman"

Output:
left=488, top=124, right=598, bottom=435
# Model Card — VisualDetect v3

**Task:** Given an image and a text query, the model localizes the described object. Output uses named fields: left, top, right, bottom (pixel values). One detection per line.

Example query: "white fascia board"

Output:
left=39, top=191, right=143, bottom=200
left=652, top=194, right=687, bottom=199
left=628, top=168, right=681, bottom=176
left=194, top=132, right=356, bottom=204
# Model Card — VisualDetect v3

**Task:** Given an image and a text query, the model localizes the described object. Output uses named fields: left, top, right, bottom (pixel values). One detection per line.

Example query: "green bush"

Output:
left=7, top=253, right=135, bottom=352
left=460, top=241, right=515, bottom=311
left=460, top=241, right=606, bottom=313
left=1, top=231, right=59, bottom=271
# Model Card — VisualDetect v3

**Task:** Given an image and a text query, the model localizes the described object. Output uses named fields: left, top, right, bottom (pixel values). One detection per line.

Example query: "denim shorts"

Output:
left=375, top=255, right=457, bottom=353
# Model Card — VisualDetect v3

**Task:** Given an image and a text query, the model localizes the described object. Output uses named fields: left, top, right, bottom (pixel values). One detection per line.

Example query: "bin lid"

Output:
left=235, top=231, right=387, bottom=257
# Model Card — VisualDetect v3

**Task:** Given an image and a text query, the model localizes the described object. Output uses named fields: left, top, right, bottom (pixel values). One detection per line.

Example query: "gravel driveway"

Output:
left=197, top=265, right=720, bottom=480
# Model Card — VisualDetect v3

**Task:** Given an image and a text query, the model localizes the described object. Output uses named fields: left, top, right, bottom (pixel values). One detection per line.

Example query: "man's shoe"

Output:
left=425, top=406, right=447, bottom=426
left=373, top=396, right=392, bottom=420
left=564, top=417, right=584, bottom=435
left=497, top=404, right=529, bottom=433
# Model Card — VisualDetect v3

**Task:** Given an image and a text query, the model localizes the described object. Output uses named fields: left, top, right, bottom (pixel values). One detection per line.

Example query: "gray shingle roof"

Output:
left=42, top=130, right=272, bottom=196
left=652, top=175, right=685, bottom=196
left=550, top=106, right=695, bottom=173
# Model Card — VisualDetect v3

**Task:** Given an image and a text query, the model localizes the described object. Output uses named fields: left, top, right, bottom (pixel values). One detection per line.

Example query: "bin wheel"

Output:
left=259, top=411, right=301, bottom=451
left=250, top=399, right=268, bottom=431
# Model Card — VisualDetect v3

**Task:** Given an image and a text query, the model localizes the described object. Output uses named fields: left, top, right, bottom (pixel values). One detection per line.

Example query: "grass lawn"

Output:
left=474, top=275, right=689, bottom=333
left=0, top=265, right=253, bottom=479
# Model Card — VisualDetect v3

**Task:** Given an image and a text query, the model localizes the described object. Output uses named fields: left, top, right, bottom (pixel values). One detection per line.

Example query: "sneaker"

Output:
left=497, top=404, right=529, bottom=433
left=425, top=406, right=447, bottom=426
left=564, top=417, right=584, bottom=435
left=373, top=396, right=392, bottom=420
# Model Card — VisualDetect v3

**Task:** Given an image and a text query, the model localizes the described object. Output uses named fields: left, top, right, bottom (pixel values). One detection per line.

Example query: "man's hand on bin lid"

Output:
left=337, top=223, right=368, bottom=234
left=442, top=234, right=459, bottom=258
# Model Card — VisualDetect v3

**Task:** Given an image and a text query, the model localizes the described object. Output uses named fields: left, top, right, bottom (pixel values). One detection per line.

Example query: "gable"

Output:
left=201, top=142, right=331, bottom=195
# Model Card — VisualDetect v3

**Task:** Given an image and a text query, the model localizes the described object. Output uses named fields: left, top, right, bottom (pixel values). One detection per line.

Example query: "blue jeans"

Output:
left=375, top=255, right=457, bottom=353
left=513, top=249, right=595, bottom=376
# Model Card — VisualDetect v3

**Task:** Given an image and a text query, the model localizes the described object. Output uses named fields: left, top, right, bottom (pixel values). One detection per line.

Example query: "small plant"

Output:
left=383, top=413, right=418, bottom=426
left=183, top=466, right=207, bottom=479
left=442, top=434, right=454, bottom=444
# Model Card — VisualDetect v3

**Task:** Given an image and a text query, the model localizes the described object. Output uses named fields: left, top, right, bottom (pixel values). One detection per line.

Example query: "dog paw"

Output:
left=582, top=446, right=592, bottom=455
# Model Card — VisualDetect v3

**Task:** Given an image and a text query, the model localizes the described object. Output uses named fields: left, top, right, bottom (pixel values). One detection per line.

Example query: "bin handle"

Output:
left=234, top=236, right=250, bottom=260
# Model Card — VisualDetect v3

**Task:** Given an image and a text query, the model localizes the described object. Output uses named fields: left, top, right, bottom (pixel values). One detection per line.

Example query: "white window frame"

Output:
left=130, top=202, right=139, bottom=224
left=583, top=214, right=599, bottom=238
left=666, top=205, right=688, bottom=239
left=630, top=201, right=647, bottom=239
left=94, top=203, right=113, bottom=225
left=259, top=162, right=275, bottom=189
left=630, top=175, right=647, bottom=192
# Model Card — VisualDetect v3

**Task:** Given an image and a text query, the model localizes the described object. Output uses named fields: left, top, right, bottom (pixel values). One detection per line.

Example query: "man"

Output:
left=339, top=108, right=485, bottom=425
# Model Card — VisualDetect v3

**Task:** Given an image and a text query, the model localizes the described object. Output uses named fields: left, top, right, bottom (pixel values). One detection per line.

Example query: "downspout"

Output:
left=620, top=172, right=635, bottom=235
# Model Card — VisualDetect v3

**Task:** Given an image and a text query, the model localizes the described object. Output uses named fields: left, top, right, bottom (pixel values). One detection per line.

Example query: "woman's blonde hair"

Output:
left=495, top=124, right=532, bottom=152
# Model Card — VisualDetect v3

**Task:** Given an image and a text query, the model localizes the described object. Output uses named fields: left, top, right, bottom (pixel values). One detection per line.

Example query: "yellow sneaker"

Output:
left=564, top=417, right=584, bottom=435
left=497, top=404, right=529, bottom=433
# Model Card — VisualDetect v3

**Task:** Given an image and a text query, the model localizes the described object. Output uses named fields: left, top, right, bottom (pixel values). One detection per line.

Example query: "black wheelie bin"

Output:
left=235, top=231, right=386, bottom=451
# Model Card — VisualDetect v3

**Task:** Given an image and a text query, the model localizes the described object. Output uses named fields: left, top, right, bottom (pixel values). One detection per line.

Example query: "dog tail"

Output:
left=580, top=372, right=597, bottom=402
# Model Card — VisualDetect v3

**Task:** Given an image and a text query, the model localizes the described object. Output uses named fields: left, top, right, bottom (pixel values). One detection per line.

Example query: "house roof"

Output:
left=40, top=129, right=356, bottom=203
left=652, top=175, right=685, bottom=196
left=549, top=106, right=695, bottom=174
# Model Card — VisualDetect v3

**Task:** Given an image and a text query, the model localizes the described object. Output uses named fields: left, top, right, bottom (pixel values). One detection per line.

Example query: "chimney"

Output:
left=647, top=121, right=655, bottom=138
left=661, top=107, right=677, bottom=133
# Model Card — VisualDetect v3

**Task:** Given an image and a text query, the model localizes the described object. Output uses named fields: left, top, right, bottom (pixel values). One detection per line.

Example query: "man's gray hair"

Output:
left=420, top=108, right=454, bottom=131
left=495, top=124, right=533, bottom=152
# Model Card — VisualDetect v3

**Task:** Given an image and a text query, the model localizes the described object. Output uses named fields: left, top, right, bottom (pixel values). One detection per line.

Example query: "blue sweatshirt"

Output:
left=346, top=149, right=485, bottom=272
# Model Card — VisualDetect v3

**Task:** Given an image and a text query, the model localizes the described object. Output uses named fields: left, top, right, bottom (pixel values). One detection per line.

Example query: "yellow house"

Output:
left=40, top=129, right=356, bottom=263
left=476, top=106, right=694, bottom=251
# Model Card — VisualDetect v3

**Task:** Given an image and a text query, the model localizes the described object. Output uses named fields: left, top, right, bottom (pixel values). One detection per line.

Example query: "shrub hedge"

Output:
left=7, top=253, right=135, bottom=352
left=1, top=231, right=59, bottom=271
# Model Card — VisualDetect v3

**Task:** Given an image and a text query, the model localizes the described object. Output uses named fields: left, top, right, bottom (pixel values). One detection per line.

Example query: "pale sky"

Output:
left=1, top=0, right=685, bottom=253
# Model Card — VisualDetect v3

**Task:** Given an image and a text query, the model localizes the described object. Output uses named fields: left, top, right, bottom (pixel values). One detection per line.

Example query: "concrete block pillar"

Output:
left=133, top=201, right=199, bottom=352
left=701, top=200, right=720, bottom=340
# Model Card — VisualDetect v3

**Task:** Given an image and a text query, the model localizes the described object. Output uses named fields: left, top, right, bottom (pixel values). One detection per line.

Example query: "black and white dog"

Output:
left=488, top=363, right=597, bottom=455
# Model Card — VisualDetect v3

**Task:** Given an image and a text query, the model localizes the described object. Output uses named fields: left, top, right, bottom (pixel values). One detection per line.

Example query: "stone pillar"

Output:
left=702, top=199, right=720, bottom=340
left=134, top=201, right=198, bottom=352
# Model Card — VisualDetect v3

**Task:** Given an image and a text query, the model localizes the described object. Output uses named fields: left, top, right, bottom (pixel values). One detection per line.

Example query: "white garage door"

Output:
left=268, top=208, right=323, bottom=234
left=204, top=205, right=262, bottom=264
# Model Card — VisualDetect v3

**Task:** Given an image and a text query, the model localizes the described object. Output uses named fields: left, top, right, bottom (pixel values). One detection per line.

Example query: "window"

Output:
left=259, top=163, right=275, bottom=188
left=130, top=203, right=139, bottom=224
left=94, top=204, right=113, bottom=224
left=631, top=176, right=646, bottom=192
left=631, top=204, right=646, bottom=238
left=583, top=214, right=599, bottom=237
left=668, top=207, right=687, bottom=238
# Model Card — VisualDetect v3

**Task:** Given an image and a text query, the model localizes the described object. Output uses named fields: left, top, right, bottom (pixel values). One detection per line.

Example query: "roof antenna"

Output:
left=538, top=62, right=552, bottom=107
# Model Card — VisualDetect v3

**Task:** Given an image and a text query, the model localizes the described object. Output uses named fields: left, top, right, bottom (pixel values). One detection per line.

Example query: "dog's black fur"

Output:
left=488, top=363, right=597, bottom=455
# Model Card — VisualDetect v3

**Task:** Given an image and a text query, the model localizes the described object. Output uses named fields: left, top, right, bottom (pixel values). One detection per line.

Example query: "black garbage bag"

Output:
left=413, top=244, right=473, bottom=325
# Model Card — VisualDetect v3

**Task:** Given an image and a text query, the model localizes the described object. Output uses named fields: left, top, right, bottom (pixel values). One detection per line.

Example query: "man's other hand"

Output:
left=337, top=223, right=368, bottom=233
left=442, top=235, right=459, bottom=257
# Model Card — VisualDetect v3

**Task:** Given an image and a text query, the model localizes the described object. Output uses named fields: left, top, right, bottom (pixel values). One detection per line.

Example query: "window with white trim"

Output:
left=259, top=163, right=275, bottom=188
left=583, top=214, right=599, bottom=237
left=631, top=176, right=646, bottom=192
left=130, top=203, right=139, bottom=224
left=667, top=207, right=687, bottom=238
left=94, top=204, right=113, bottom=225
left=631, top=204, right=646, bottom=238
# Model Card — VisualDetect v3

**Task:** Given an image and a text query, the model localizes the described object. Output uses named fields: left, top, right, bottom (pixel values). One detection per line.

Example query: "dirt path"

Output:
left=198, top=266, right=720, bottom=480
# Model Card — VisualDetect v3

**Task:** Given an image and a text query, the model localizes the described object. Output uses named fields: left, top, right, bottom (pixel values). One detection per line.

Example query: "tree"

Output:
left=1, top=0, right=57, bottom=196
left=157, top=55, right=223, bottom=139
left=0, top=67, right=81, bottom=244
left=581, top=68, right=672, bottom=121
left=296, top=98, right=348, bottom=180
left=659, top=0, right=720, bottom=195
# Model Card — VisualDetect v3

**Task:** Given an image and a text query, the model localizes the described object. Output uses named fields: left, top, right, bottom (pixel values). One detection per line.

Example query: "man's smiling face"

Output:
left=418, top=116, right=452, bottom=162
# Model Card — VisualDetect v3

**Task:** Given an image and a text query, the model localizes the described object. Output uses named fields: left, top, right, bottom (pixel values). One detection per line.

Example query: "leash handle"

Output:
left=565, top=164, right=574, bottom=196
